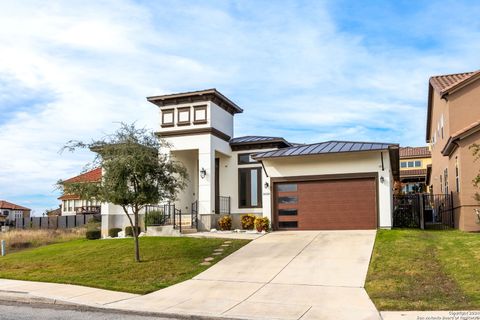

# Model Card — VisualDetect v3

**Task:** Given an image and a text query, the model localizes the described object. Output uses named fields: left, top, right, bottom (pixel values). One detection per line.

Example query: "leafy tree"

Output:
left=58, top=123, right=188, bottom=262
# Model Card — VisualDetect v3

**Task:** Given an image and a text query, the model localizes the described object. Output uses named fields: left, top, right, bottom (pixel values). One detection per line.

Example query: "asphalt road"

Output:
left=0, top=301, right=182, bottom=320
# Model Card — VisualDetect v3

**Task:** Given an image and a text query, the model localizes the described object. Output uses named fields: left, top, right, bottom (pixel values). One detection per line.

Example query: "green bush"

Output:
left=108, top=228, right=122, bottom=238
left=145, top=210, right=164, bottom=226
left=254, top=217, right=270, bottom=232
left=241, top=214, right=256, bottom=230
left=125, top=226, right=141, bottom=237
left=86, top=229, right=101, bottom=240
left=217, top=215, right=232, bottom=231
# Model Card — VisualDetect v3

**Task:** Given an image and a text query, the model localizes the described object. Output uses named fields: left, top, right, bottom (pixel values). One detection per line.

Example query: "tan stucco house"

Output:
left=426, top=70, right=480, bottom=231
left=399, top=146, right=431, bottom=193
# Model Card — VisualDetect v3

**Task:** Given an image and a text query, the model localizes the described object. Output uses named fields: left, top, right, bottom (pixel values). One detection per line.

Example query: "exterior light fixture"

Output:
left=264, top=182, right=269, bottom=189
left=200, top=168, right=206, bottom=179
left=380, top=176, right=385, bottom=183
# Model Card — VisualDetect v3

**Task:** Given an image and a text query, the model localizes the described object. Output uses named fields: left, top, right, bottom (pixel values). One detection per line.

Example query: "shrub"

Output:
left=217, top=215, right=232, bottom=231
left=86, top=219, right=100, bottom=231
left=254, top=217, right=269, bottom=232
left=108, top=228, right=122, bottom=238
left=85, top=229, right=101, bottom=240
left=125, top=226, right=141, bottom=237
left=240, top=214, right=256, bottom=230
left=145, top=210, right=164, bottom=226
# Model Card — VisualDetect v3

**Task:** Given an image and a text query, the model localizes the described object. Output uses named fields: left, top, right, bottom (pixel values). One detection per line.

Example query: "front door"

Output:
left=215, top=158, right=220, bottom=214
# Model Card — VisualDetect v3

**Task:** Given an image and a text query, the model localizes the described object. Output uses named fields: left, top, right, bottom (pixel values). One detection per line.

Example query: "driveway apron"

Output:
left=108, top=230, right=380, bottom=320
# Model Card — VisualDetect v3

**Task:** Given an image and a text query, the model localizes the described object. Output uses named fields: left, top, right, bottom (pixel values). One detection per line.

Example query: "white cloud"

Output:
left=0, top=0, right=479, bottom=213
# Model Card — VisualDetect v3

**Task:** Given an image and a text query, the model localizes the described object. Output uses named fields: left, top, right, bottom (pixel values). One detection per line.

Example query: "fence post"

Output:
left=450, top=191, right=455, bottom=228
left=419, top=194, right=425, bottom=230
left=1, top=240, right=5, bottom=256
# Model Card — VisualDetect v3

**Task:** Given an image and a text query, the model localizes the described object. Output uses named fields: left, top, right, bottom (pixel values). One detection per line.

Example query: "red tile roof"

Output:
left=400, top=146, right=431, bottom=158
left=400, top=169, right=427, bottom=177
left=430, top=70, right=480, bottom=96
left=0, top=200, right=31, bottom=211
left=58, top=194, right=81, bottom=201
left=63, top=168, right=102, bottom=184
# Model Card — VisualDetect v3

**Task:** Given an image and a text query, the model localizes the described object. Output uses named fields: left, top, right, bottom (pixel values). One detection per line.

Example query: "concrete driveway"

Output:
left=109, top=230, right=380, bottom=320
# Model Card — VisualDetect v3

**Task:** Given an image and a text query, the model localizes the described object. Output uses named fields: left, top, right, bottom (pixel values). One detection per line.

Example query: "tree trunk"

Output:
left=133, top=210, right=140, bottom=262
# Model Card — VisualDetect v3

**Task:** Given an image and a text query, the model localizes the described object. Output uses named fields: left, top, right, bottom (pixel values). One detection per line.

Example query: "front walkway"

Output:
left=108, top=230, right=380, bottom=320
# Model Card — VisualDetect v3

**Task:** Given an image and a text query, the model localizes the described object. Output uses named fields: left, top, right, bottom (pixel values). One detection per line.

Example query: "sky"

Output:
left=1, top=0, right=479, bottom=215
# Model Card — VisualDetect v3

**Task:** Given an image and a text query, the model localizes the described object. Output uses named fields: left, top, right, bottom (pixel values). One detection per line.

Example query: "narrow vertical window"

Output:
left=238, top=168, right=262, bottom=208
left=455, top=157, right=460, bottom=192
left=444, top=168, right=449, bottom=194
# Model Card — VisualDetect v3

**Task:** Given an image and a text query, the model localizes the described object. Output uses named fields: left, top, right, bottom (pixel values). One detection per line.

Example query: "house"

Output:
left=399, top=146, right=431, bottom=193
left=58, top=168, right=102, bottom=216
left=426, top=70, right=480, bottom=231
left=101, top=89, right=399, bottom=235
left=0, top=200, right=31, bottom=225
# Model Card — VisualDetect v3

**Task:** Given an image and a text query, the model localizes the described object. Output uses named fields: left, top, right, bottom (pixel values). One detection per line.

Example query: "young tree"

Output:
left=58, top=123, right=188, bottom=262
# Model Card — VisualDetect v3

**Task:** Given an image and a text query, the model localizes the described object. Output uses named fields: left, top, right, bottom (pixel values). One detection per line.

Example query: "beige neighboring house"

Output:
left=426, top=69, right=480, bottom=231
left=399, top=146, right=432, bottom=193
left=58, top=168, right=102, bottom=216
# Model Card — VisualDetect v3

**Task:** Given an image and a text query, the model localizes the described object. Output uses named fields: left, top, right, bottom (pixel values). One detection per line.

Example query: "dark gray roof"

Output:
left=253, top=141, right=398, bottom=159
left=230, top=136, right=291, bottom=146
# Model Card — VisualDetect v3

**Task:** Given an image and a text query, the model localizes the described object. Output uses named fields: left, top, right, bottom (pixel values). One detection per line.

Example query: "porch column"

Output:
left=198, top=147, right=215, bottom=216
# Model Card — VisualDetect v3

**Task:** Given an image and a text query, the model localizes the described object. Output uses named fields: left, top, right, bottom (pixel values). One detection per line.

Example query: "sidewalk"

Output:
left=0, top=279, right=138, bottom=307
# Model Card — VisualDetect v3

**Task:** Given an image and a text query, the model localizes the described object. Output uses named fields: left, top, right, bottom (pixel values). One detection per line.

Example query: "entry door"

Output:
left=215, top=158, right=220, bottom=214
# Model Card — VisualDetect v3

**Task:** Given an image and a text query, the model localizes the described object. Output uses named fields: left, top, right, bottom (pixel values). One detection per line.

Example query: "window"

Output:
left=238, top=153, right=258, bottom=164
left=407, top=161, right=414, bottom=168
left=455, top=157, right=460, bottom=192
left=177, top=107, right=191, bottom=126
left=440, top=174, right=443, bottom=193
left=278, top=196, right=298, bottom=204
left=400, top=162, right=407, bottom=168
left=440, top=114, right=444, bottom=139
left=279, top=221, right=298, bottom=228
left=161, top=109, right=174, bottom=127
left=238, top=167, right=262, bottom=208
left=277, top=184, right=297, bottom=192
left=193, top=105, right=207, bottom=124
left=278, top=209, right=297, bottom=216
left=444, top=168, right=449, bottom=194
left=415, top=160, right=421, bottom=167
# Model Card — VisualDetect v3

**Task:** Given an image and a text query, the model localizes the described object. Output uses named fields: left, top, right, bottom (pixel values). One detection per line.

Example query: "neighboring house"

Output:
left=426, top=70, right=480, bottom=231
left=58, top=168, right=102, bottom=216
left=101, top=89, right=399, bottom=235
left=399, top=146, right=431, bottom=193
left=45, top=207, right=62, bottom=217
left=0, top=200, right=31, bottom=225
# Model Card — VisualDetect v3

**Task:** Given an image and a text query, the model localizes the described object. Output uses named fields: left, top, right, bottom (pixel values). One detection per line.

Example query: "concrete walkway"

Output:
left=108, top=230, right=380, bottom=320
left=0, top=279, right=138, bottom=307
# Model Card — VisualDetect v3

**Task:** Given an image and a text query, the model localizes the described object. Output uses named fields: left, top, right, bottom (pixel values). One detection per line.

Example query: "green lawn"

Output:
left=0, top=237, right=249, bottom=294
left=366, top=229, right=480, bottom=310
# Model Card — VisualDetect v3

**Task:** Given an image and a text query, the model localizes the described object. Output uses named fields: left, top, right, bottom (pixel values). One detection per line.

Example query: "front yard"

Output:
left=0, top=237, right=249, bottom=294
left=366, top=229, right=480, bottom=310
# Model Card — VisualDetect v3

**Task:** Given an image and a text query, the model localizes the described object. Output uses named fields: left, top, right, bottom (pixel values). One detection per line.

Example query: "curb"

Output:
left=0, top=291, right=243, bottom=320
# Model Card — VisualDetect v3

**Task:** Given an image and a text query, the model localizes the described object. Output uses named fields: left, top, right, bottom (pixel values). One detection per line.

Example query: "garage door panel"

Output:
left=275, top=178, right=377, bottom=230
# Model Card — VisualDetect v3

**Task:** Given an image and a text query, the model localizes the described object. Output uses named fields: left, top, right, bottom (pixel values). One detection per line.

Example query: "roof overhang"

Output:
left=441, top=121, right=480, bottom=157
left=147, top=89, right=243, bottom=115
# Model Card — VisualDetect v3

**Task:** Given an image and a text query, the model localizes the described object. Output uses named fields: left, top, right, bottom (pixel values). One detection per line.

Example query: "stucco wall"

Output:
left=261, top=151, right=394, bottom=229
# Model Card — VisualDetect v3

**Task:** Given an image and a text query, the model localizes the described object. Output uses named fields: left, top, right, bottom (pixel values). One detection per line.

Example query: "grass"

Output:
left=0, top=236, right=249, bottom=294
left=366, top=229, right=480, bottom=310
left=0, top=228, right=86, bottom=252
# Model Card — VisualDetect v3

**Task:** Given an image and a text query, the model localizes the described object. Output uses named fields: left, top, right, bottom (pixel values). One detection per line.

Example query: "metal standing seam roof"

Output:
left=252, top=141, right=397, bottom=159
left=229, top=136, right=291, bottom=145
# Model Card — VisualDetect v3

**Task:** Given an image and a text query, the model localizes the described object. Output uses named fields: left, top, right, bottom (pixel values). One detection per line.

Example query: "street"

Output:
left=0, top=301, right=181, bottom=320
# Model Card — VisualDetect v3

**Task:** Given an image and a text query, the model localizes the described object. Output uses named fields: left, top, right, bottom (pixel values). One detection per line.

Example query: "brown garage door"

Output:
left=274, top=178, right=377, bottom=230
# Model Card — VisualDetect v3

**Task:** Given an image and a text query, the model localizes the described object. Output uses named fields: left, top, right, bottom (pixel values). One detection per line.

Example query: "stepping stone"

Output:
left=214, top=248, right=224, bottom=252
left=200, top=262, right=211, bottom=266
left=221, top=244, right=230, bottom=247
left=212, top=252, right=222, bottom=256
left=204, top=257, right=214, bottom=262
left=224, top=241, right=232, bottom=244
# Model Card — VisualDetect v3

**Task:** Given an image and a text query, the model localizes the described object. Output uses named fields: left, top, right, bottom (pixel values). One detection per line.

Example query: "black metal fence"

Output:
left=144, top=203, right=183, bottom=231
left=393, top=193, right=455, bottom=229
left=191, top=200, right=198, bottom=229
left=15, top=214, right=100, bottom=230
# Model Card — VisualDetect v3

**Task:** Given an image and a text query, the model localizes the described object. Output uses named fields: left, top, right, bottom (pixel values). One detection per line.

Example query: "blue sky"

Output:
left=1, top=0, right=479, bottom=215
